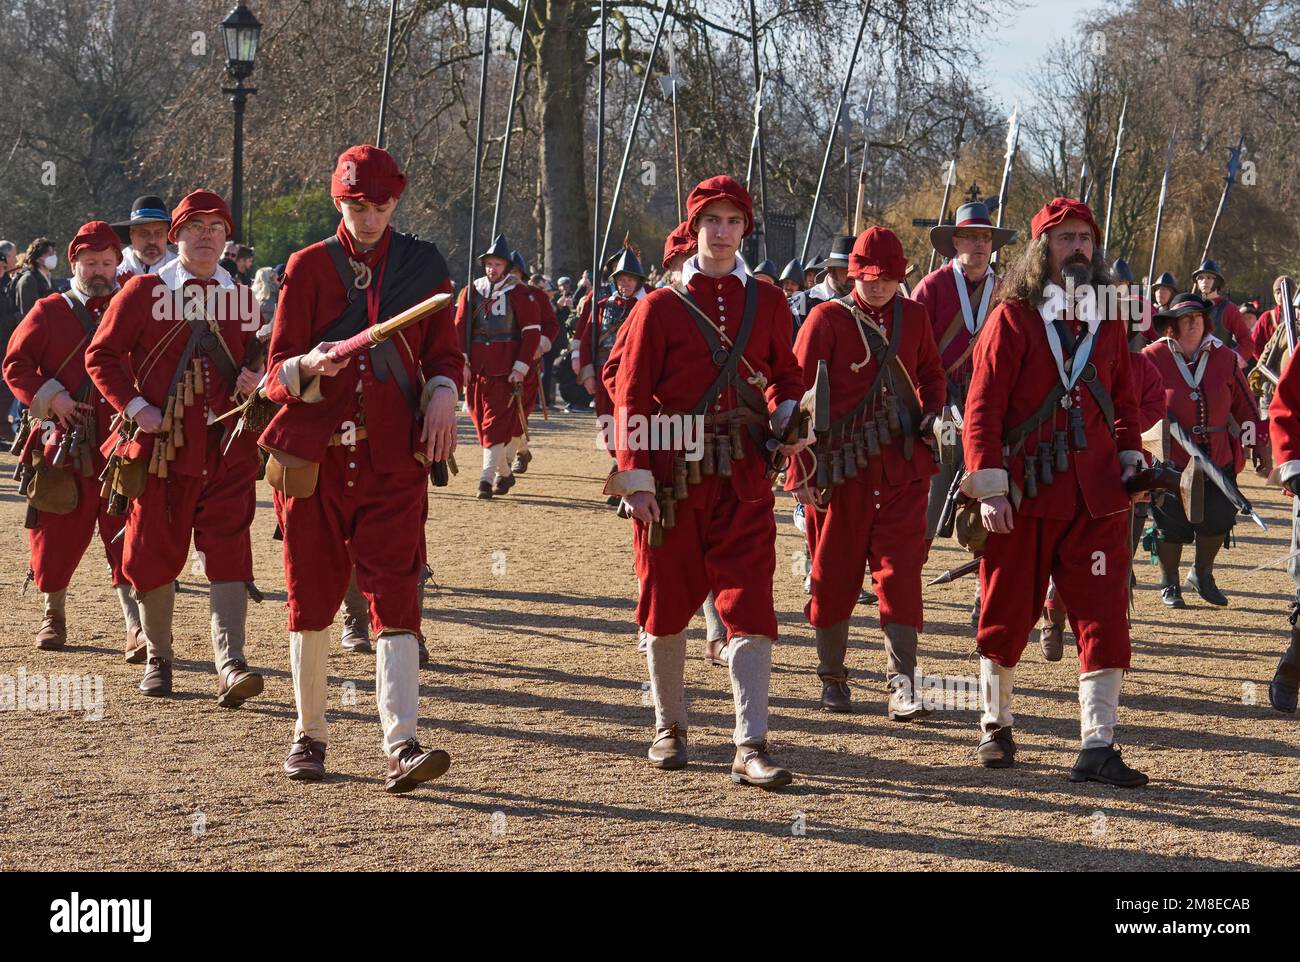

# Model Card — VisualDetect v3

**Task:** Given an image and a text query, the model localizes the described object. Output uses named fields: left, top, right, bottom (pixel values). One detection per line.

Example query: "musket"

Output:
left=491, top=0, right=532, bottom=239
left=747, top=0, right=769, bottom=259
left=990, top=107, right=1020, bottom=266
left=1200, top=132, right=1246, bottom=262
left=1101, top=95, right=1127, bottom=254
left=600, top=0, right=673, bottom=267
left=928, top=555, right=981, bottom=587
left=765, top=359, right=829, bottom=479
left=375, top=0, right=398, bottom=148
left=1167, top=416, right=1266, bottom=529
left=1147, top=128, right=1176, bottom=288
left=851, top=88, right=877, bottom=234
left=666, top=38, right=684, bottom=223
left=800, top=0, right=872, bottom=265
left=511, top=381, right=530, bottom=443
left=927, top=109, right=968, bottom=274
left=935, top=467, right=966, bottom=539
left=745, top=69, right=766, bottom=192
left=465, top=0, right=493, bottom=358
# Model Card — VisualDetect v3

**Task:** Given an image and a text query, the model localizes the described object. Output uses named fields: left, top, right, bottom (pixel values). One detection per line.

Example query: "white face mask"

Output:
left=41, top=254, right=57, bottom=271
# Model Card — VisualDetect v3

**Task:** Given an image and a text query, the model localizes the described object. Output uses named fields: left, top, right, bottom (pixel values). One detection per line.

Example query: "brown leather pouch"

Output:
left=954, top=498, right=989, bottom=553
left=264, top=448, right=320, bottom=498
left=112, top=456, right=148, bottom=499
left=27, top=449, right=79, bottom=514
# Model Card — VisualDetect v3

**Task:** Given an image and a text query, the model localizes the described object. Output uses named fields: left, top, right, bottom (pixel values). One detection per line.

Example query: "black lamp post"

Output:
left=220, top=2, right=261, bottom=242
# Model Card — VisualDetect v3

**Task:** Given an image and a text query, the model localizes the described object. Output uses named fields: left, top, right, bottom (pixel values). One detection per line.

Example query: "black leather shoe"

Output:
left=1160, top=585, right=1186, bottom=608
left=1269, top=661, right=1300, bottom=714
left=820, top=678, right=852, bottom=713
left=493, top=474, right=515, bottom=496
left=977, top=726, right=1016, bottom=768
left=1186, top=570, right=1228, bottom=606
left=1069, top=744, right=1149, bottom=787
left=476, top=481, right=493, bottom=500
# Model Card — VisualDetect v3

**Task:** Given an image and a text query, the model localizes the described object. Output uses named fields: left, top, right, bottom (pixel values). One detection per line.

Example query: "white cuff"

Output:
left=578, top=364, right=595, bottom=383
left=1268, top=459, right=1300, bottom=489
left=961, top=467, right=1009, bottom=500
left=419, top=375, right=457, bottom=409
left=279, top=355, right=323, bottom=403
left=1118, top=449, right=1146, bottom=470
left=512, top=360, right=531, bottom=377
left=602, top=468, right=656, bottom=496
left=30, top=379, right=66, bottom=420
left=125, top=395, right=151, bottom=419
left=539, top=336, right=552, bottom=353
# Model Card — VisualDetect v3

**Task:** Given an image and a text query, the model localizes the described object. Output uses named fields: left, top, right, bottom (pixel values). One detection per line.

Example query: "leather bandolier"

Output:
left=640, top=278, right=769, bottom=545
left=804, top=296, right=925, bottom=499
left=469, top=283, right=520, bottom=347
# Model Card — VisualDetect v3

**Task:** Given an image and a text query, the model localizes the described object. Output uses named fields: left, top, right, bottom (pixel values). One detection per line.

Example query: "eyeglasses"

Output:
left=179, top=222, right=227, bottom=237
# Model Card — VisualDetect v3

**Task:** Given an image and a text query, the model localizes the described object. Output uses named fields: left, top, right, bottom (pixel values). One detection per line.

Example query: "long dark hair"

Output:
left=20, top=237, right=53, bottom=272
left=996, top=234, right=1114, bottom=306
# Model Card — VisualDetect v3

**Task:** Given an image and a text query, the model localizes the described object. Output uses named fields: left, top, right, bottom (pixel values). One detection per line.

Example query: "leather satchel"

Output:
left=264, top=447, right=320, bottom=498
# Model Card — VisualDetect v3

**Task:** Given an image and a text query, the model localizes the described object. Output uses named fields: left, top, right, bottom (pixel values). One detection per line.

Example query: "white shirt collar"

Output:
left=681, top=252, right=750, bottom=287
left=157, top=256, right=235, bottom=292
left=1038, top=281, right=1100, bottom=334
left=120, top=246, right=176, bottom=276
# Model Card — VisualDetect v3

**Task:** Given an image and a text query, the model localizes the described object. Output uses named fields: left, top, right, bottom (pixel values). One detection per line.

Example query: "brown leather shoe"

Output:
left=216, top=660, right=264, bottom=708
left=340, top=628, right=372, bottom=654
left=703, top=637, right=728, bottom=666
left=384, top=738, right=451, bottom=794
left=1039, top=608, right=1065, bottom=662
left=648, top=724, right=688, bottom=769
left=820, top=677, right=852, bottom=713
left=284, top=735, right=326, bottom=781
left=35, top=616, right=67, bottom=651
left=887, top=678, right=930, bottom=722
left=977, top=726, right=1016, bottom=768
left=511, top=450, right=532, bottom=474
left=418, top=637, right=430, bottom=668
left=124, top=626, right=147, bottom=663
left=139, top=656, right=173, bottom=696
left=730, top=742, right=793, bottom=789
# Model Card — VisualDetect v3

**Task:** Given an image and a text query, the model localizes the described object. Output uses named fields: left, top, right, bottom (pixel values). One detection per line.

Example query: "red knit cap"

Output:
left=67, top=220, right=122, bottom=264
left=1030, top=197, right=1101, bottom=243
left=848, top=227, right=908, bottom=282
left=168, top=190, right=234, bottom=243
left=331, top=144, right=407, bottom=205
left=685, top=175, right=754, bottom=238
left=661, top=221, right=696, bottom=269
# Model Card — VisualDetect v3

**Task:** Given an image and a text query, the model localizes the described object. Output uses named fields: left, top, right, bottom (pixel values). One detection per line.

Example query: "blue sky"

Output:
left=979, top=0, right=1110, bottom=109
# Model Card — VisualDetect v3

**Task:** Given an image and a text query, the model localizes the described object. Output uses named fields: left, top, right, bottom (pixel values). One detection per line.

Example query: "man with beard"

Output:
left=604, top=175, right=809, bottom=787
left=788, top=235, right=853, bottom=333
left=910, top=202, right=1015, bottom=627
left=260, top=144, right=459, bottom=790
left=778, top=259, right=804, bottom=296
left=87, top=190, right=266, bottom=703
left=1192, top=259, right=1253, bottom=365
left=961, top=197, right=1147, bottom=787
left=112, top=195, right=176, bottom=282
left=4, top=221, right=142, bottom=656
left=455, top=234, right=542, bottom=499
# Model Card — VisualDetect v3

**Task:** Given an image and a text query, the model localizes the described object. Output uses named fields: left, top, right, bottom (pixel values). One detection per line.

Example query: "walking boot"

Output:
left=1186, top=534, right=1228, bottom=606
left=1039, top=605, right=1066, bottom=662
left=814, top=621, right=851, bottom=713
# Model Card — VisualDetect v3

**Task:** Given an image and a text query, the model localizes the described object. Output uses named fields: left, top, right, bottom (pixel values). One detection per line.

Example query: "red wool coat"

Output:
left=1269, top=347, right=1300, bottom=468
left=86, top=267, right=259, bottom=475
left=1129, top=347, right=1167, bottom=434
left=576, top=293, right=640, bottom=417
left=962, top=298, right=1141, bottom=520
left=5, top=291, right=117, bottom=470
left=260, top=225, right=461, bottom=472
left=1141, top=338, right=1255, bottom=472
left=909, top=262, right=999, bottom=385
left=454, top=280, right=542, bottom=378
left=1206, top=295, right=1254, bottom=362
left=604, top=267, right=804, bottom=501
left=788, top=290, right=945, bottom=489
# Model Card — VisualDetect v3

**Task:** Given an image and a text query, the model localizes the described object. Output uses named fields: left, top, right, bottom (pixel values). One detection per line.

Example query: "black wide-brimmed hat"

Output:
left=1152, top=292, right=1212, bottom=335
left=779, top=259, right=804, bottom=284
left=812, top=235, right=856, bottom=273
left=111, top=195, right=170, bottom=244
left=479, top=233, right=512, bottom=264
left=929, top=202, right=1016, bottom=260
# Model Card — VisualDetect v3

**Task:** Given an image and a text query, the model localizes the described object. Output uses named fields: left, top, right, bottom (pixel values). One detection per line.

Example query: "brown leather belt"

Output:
left=328, top=426, right=368, bottom=446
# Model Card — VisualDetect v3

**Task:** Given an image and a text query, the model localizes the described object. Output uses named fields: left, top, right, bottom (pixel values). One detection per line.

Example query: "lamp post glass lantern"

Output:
left=221, top=2, right=261, bottom=242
